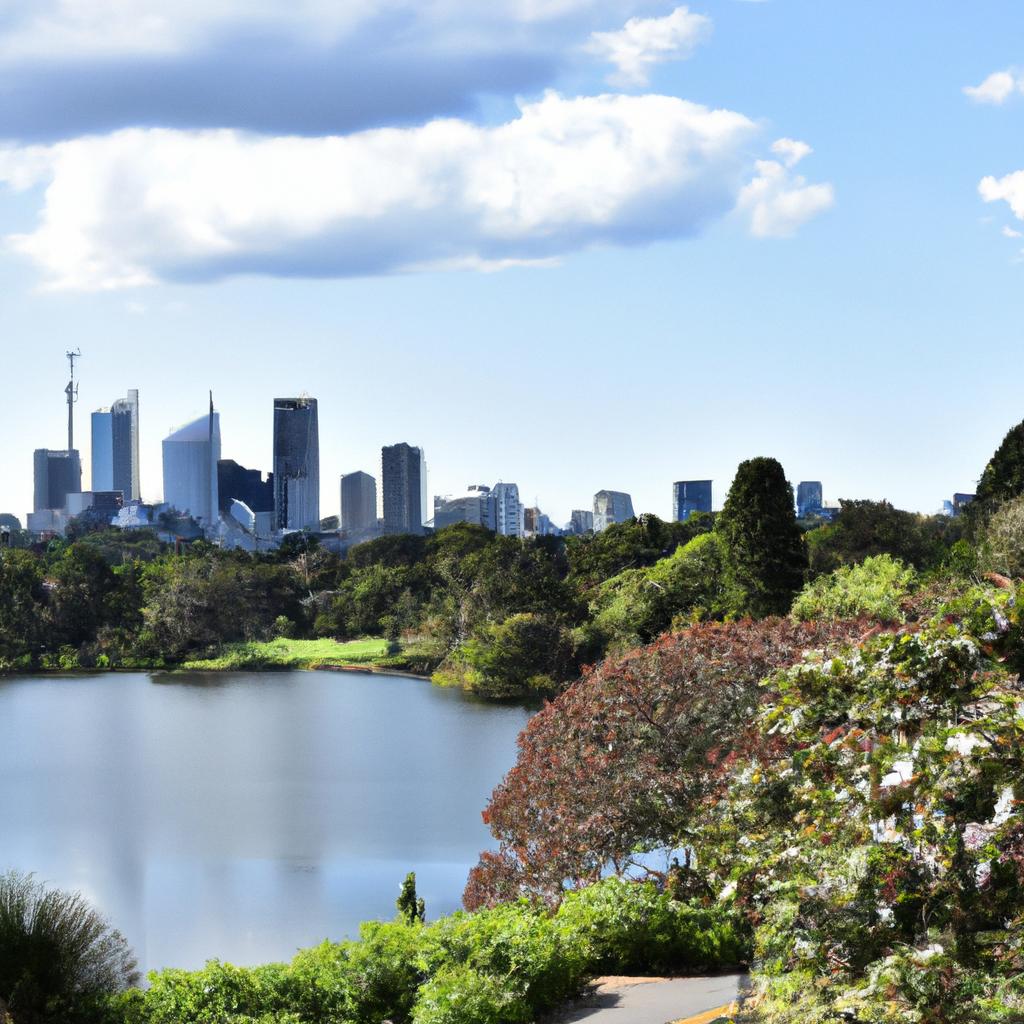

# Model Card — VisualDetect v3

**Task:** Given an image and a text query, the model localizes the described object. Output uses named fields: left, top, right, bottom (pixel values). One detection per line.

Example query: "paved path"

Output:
left=556, top=974, right=746, bottom=1024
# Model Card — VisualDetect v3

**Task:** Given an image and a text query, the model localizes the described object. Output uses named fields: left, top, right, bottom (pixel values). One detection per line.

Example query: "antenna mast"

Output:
left=65, top=349, right=81, bottom=451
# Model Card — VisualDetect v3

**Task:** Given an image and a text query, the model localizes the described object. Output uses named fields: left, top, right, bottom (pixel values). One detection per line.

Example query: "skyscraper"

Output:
left=91, top=389, right=140, bottom=500
left=381, top=442, right=427, bottom=535
left=673, top=480, right=712, bottom=522
left=796, top=481, right=823, bottom=519
left=162, top=402, right=221, bottom=525
left=340, top=471, right=378, bottom=532
left=33, top=449, right=82, bottom=512
left=218, top=460, right=273, bottom=515
left=273, top=397, right=320, bottom=531
left=491, top=482, right=524, bottom=537
left=593, top=490, right=634, bottom=532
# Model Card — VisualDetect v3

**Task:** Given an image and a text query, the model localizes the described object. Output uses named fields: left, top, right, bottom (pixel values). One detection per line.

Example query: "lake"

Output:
left=0, top=670, right=533, bottom=975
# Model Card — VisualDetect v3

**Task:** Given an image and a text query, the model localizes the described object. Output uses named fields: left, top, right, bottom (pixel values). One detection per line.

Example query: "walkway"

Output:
left=555, top=973, right=746, bottom=1024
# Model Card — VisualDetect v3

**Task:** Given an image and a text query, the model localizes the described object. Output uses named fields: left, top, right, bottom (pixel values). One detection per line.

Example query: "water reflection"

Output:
left=0, top=671, right=531, bottom=973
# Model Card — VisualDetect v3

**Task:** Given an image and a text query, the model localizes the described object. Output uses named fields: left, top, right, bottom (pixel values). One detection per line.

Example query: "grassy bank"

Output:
left=181, top=637, right=392, bottom=672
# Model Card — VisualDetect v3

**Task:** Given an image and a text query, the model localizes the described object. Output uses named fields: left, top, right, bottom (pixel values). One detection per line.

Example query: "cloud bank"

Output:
left=0, top=1, right=677, bottom=140
left=0, top=92, right=807, bottom=290
left=586, top=5, right=712, bottom=86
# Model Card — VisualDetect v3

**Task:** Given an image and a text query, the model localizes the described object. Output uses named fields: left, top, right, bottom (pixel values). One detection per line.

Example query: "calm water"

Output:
left=0, top=670, right=532, bottom=974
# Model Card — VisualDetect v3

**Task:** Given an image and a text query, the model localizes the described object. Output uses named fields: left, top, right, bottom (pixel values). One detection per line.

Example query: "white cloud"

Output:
left=980, top=170, right=1024, bottom=221
left=586, top=6, right=712, bottom=86
left=1002, top=225, right=1022, bottom=239
left=963, top=69, right=1022, bottom=105
left=0, top=92, right=770, bottom=290
left=770, top=137, right=812, bottom=168
left=737, top=158, right=834, bottom=238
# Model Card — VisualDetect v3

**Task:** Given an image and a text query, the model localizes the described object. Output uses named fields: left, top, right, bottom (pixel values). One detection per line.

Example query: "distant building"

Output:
left=492, top=482, right=524, bottom=537
left=567, top=509, right=594, bottom=535
left=162, top=408, right=221, bottom=526
left=33, top=449, right=82, bottom=513
left=796, top=481, right=824, bottom=519
left=942, top=493, right=976, bottom=517
left=273, top=397, right=320, bottom=531
left=340, top=471, right=378, bottom=532
left=382, top=442, right=427, bottom=535
left=91, top=390, right=140, bottom=501
left=434, top=485, right=495, bottom=531
left=218, top=459, right=273, bottom=515
left=673, top=480, right=712, bottom=522
left=524, top=506, right=558, bottom=536
left=593, top=490, right=634, bottom=532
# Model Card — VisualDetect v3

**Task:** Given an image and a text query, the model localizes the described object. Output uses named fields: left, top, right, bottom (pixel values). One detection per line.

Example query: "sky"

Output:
left=1, top=1, right=1023, bottom=526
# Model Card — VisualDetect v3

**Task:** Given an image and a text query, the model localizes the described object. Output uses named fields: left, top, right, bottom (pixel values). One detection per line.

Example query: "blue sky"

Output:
left=1, top=0, right=1022, bottom=525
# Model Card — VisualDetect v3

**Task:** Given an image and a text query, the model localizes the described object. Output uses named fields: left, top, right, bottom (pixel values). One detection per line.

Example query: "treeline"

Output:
left=0, top=454, right=977, bottom=697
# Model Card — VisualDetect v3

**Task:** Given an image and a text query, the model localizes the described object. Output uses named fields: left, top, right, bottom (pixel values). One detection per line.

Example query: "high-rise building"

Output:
left=434, top=485, right=495, bottom=531
left=491, top=482, right=524, bottom=537
left=567, top=509, right=594, bottom=534
left=673, top=480, right=713, bottom=522
left=33, top=449, right=82, bottom=512
left=273, top=397, right=320, bottom=531
left=796, top=481, right=824, bottom=519
left=593, top=490, right=634, bottom=532
left=381, top=442, right=427, bottom=535
left=91, top=390, right=140, bottom=500
left=218, top=460, right=274, bottom=515
left=340, top=471, right=378, bottom=532
left=162, top=404, right=221, bottom=525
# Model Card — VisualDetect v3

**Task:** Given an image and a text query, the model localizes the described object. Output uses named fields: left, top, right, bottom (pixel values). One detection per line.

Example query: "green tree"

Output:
left=0, top=550, right=47, bottom=668
left=715, top=457, right=806, bottom=617
left=0, top=870, right=138, bottom=1024
left=396, top=872, right=426, bottom=924
left=976, top=418, right=1024, bottom=507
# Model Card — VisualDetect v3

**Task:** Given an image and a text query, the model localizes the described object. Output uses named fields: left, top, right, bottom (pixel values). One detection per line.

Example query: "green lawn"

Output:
left=182, top=636, right=391, bottom=672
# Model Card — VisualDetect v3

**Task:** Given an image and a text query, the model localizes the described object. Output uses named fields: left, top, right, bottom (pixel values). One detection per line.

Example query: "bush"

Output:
left=411, top=966, right=531, bottom=1024
left=980, top=494, right=1024, bottom=579
left=0, top=870, right=138, bottom=1024
left=556, top=878, right=746, bottom=974
left=791, top=554, right=916, bottom=623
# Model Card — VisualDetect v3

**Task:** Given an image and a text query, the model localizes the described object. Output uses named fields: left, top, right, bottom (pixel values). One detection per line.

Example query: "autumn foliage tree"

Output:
left=464, top=618, right=871, bottom=910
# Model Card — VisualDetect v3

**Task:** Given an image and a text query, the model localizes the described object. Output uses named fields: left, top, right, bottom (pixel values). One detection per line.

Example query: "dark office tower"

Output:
left=340, top=471, right=378, bottom=532
left=218, top=460, right=274, bottom=515
left=673, top=480, right=713, bottom=522
left=273, top=397, right=320, bottom=531
left=381, top=443, right=427, bottom=535
left=33, top=449, right=82, bottom=512
left=796, top=481, right=824, bottom=519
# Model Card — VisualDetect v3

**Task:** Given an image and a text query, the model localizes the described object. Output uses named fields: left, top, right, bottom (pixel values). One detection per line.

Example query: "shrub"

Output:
left=411, top=966, right=531, bottom=1024
left=0, top=870, right=138, bottom=1024
left=556, top=878, right=746, bottom=974
left=980, top=494, right=1024, bottom=579
left=791, top=554, right=916, bottom=623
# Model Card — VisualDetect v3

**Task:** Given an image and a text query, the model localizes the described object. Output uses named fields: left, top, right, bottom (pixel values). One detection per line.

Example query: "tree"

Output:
left=0, top=870, right=138, bottom=1024
left=715, top=457, right=806, bottom=616
left=396, top=872, right=426, bottom=924
left=0, top=550, right=47, bottom=668
left=805, top=499, right=958, bottom=574
left=976, top=418, right=1024, bottom=507
left=464, top=618, right=868, bottom=909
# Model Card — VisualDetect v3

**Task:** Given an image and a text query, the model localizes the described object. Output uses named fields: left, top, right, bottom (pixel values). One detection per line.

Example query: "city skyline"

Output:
left=0, top=4, right=1019, bottom=523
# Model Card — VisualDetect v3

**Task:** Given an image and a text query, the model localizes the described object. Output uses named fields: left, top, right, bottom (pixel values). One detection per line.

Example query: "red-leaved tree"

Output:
left=464, top=618, right=873, bottom=909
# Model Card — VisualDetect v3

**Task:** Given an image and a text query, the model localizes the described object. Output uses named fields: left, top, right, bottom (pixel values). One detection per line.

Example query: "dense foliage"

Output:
left=2, top=878, right=743, bottom=1024
left=975, top=417, right=1024, bottom=509
left=0, top=870, right=138, bottom=1024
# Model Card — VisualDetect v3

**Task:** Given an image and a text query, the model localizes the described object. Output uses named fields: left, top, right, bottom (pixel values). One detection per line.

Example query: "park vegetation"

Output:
left=7, top=421, right=1024, bottom=1022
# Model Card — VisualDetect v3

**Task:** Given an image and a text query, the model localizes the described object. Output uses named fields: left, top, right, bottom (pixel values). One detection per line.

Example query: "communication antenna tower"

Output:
left=65, top=349, right=81, bottom=451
